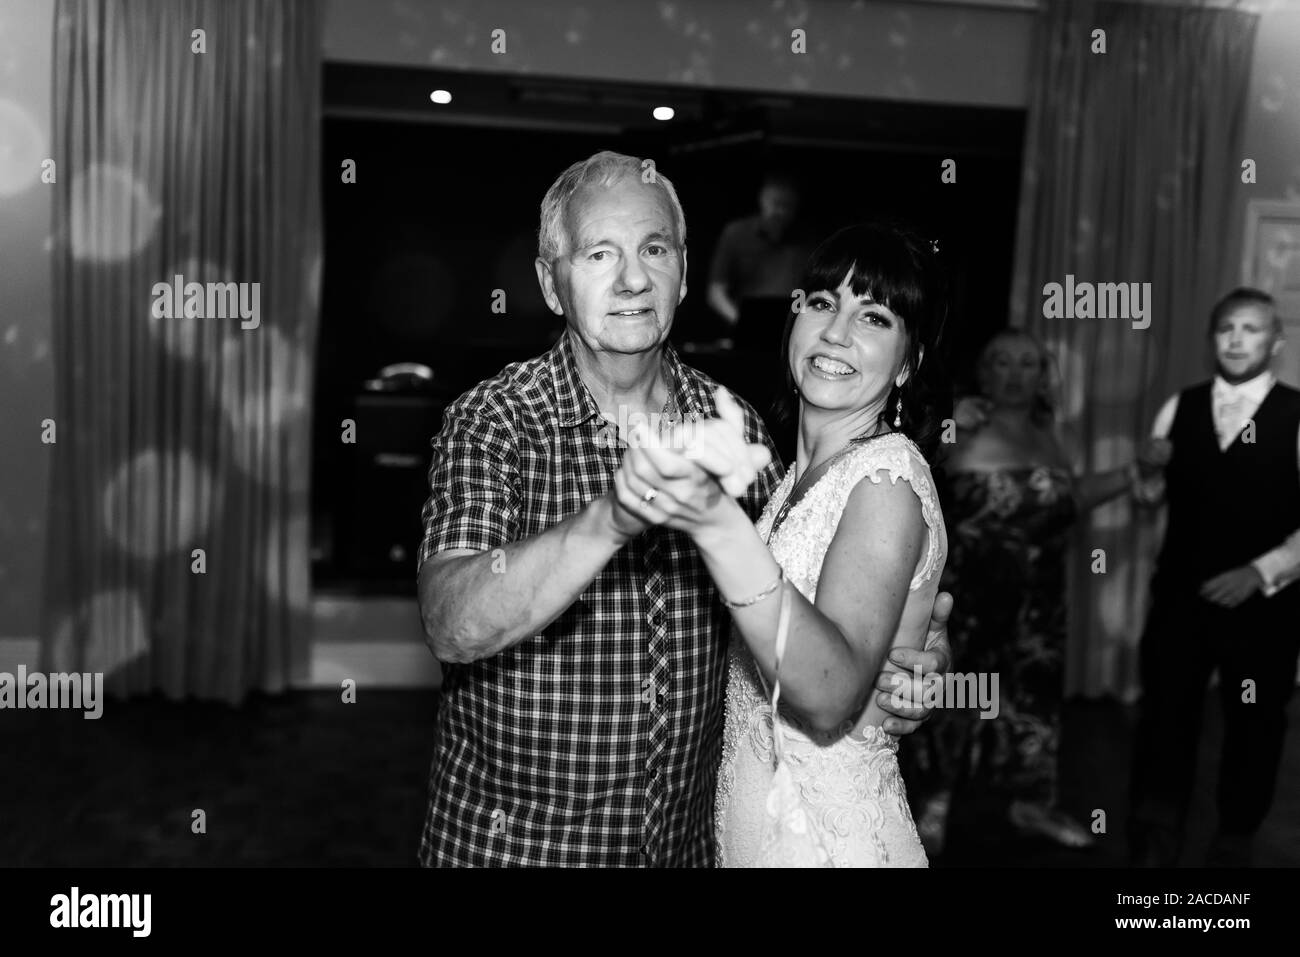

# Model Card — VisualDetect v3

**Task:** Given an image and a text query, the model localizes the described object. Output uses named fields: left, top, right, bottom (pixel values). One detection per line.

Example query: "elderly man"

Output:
left=415, top=151, right=953, bottom=867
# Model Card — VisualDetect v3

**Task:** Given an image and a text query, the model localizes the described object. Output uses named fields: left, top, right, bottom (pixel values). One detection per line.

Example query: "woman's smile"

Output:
left=807, top=354, right=859, bottom=379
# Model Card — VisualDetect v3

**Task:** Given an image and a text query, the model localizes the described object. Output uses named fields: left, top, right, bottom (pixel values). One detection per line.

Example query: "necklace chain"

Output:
left=599, top=365, right=677, bottom=432
left=765, top=428, right=892, bottom=544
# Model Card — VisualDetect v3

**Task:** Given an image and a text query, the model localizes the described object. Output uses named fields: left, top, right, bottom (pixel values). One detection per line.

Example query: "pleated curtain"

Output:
left=42, top=0, right=323, bottom=702
left=1008, top=0, right=1258, bottom=699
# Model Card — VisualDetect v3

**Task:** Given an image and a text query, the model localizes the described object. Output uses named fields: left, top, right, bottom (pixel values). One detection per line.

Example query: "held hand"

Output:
left=953, top=396, right=992, bottom=432
left=674, top=387, right=772, bottom=497
left=872, top=592, right=954, bottom=736
left=1200, top=566, right=1264, bottom=608
left=608, top=429, right=718, bottom=540
left=607, top=453, right=661, bottom=541
left=606, top=474, right=654, bottom=542
left=609, top=417, right=739, bottom=540
left=1136, top=436, right=1173, bottom=478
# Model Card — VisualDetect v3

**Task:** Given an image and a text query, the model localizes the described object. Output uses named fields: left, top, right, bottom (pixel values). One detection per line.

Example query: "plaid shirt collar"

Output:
left=550, top=328, right=708, bottom=429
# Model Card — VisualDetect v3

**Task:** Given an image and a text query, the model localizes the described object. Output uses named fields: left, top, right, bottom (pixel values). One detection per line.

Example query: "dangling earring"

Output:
left=893, top=393, right=903, bottom=428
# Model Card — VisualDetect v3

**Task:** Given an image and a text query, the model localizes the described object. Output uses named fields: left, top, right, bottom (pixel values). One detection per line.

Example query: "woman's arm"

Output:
left=1051, top=421, right=1136, bottom=513
left=1073, top=465, right=1137, bottom=513
left=692, top=474, right=925, bottom=734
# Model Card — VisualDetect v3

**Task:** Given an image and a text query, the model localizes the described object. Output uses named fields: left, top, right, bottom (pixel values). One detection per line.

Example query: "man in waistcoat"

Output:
left=1128, top=287, right=1300, bottom=866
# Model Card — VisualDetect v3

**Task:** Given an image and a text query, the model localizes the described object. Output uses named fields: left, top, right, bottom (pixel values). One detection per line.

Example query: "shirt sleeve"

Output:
left=1251, top=533, right=1300, bottom=597
left=1248, top=420, right=1300, bottom=597
left=737, top=403, right=785, bottom=524
left=1150, top=393, right=1178, bottom=439
left=416, top=394, right=521, bottom=574
left=1132, top=393, right=1179, bottom=505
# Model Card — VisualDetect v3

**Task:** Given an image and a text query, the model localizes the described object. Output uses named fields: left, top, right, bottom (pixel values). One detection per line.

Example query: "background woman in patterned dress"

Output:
left=906, top=329, right=1149, bottom=855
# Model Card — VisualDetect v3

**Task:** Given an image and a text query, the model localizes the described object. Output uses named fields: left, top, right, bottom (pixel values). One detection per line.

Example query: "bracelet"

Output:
left=721, top=565, right=785, bottom=608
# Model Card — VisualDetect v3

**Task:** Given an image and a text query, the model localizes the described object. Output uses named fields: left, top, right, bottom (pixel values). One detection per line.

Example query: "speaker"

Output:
left=339, top=392, right=447, bottom=584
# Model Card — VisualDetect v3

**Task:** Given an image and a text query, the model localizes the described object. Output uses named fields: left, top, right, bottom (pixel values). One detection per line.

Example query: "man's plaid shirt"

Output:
left=416, top=330, right=784, bottom=867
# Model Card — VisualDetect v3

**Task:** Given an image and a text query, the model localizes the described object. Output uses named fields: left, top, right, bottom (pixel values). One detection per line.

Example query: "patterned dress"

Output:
left=903, top=466, right=1077, bottom=812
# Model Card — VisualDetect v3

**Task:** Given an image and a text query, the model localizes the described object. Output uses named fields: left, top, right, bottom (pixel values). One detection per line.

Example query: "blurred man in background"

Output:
left=1128, top=287, right=1300, bottom=867
left=706, top=172, right=814, bottom=342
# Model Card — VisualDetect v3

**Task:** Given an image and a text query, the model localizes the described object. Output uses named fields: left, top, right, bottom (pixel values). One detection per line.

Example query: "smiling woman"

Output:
left=692, top=216, right=955, bottom=868
left=773, top=221, right=951, bottom=460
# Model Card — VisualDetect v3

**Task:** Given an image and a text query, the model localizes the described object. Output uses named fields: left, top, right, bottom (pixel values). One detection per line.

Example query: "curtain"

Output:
left=1009, top=0, right=1258, bottom=699
left=41, top=0, right=322, bottom=702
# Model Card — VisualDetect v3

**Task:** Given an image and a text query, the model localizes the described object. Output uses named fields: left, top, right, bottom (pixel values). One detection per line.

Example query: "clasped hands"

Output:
left=608, top=387, right=770, bottom=541
left=607, top=386, right=953, bottom=733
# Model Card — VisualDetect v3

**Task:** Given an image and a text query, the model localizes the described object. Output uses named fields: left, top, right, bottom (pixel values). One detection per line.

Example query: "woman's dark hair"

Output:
left=770, top=221, right=951, bottom=460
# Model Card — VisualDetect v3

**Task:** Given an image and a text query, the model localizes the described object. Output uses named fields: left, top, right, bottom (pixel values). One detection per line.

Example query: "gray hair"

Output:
left=537, top=151, right=687, bottom=262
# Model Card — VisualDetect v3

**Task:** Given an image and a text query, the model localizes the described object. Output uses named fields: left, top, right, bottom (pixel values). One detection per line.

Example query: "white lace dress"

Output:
left=715, top=434, right=947, bottom=868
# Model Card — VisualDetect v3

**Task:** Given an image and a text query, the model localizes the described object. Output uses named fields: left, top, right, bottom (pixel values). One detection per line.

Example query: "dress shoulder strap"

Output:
left=837, top=435, right=946, bottom=591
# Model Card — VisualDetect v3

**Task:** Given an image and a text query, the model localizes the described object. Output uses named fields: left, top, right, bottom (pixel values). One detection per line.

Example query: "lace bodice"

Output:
left=762, top=433, right=945, bottom=601
left=715, top=433, right=947, bottom=867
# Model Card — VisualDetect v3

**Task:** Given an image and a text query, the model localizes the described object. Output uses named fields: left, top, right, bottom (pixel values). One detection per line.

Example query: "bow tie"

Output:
left=1216, top=393, right=1246, bottom=414
left=1213, top=393, right=1249, bottom=446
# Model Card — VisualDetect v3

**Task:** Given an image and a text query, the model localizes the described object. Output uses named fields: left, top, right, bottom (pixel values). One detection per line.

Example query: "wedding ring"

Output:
left=641, top=486, right=660, bottom=505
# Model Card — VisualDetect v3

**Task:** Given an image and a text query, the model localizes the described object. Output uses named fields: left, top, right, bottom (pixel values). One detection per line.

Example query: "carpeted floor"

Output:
left=2, top=690, right=1296, bottom=867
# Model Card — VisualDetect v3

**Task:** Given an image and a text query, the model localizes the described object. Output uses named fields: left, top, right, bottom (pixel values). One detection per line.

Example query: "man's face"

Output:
left=758, top=184, right=798, bottom=234
left=1213, top=302, right=1281, bottom=384
left=535, top=178, right=686, bottom=357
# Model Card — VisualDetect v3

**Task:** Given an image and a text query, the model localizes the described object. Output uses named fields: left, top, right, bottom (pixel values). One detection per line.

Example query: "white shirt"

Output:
left=1142, top=371, right=1300, bottom=596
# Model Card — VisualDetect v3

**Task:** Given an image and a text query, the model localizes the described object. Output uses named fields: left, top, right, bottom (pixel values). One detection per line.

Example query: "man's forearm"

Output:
left=706, top=282, right=740, bottom=325
left=419, top=496, right=629, bottom=663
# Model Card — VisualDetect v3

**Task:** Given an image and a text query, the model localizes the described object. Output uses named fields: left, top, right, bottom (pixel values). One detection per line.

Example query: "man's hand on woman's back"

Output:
left=872, top=591, right=955, bottom=736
